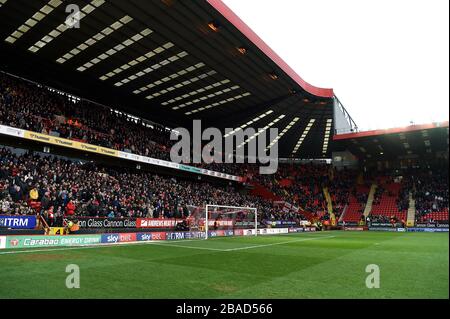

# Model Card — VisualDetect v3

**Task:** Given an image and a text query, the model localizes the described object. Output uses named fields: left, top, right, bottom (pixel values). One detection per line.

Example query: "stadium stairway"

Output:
left=323, top=187, right=337, bottom=225
left=364, top=184, right=378, bottom=217
left=406, top=192, right=416, bottom=227
left=338, top=206, right=347, bottom=223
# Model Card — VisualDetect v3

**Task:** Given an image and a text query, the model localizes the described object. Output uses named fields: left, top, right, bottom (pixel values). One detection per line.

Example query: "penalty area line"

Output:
left=223, top=235, right=336, bottom=252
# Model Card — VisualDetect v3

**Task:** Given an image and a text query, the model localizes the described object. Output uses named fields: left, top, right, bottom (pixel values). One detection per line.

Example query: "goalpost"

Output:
left=204, top=205, right=258, bottom=240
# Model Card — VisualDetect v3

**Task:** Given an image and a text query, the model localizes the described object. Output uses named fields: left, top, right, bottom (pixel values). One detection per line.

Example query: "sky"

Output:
left=222, top=0, right=449, bottom=131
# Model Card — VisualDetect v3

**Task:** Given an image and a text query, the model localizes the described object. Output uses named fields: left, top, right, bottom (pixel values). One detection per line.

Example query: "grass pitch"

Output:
left=0, top=231, right=448, bottom=299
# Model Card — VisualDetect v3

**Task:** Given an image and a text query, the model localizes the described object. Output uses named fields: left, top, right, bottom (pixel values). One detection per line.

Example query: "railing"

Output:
left=38, top=215, right=50, bottom=235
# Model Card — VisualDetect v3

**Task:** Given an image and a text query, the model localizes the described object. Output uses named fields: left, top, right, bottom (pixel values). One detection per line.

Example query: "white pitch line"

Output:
left=0, top=239, right=200, bottom=255
left=0, top=235, right=336, bottom=255
left=147, top=235, right=336, bottom=252
left=0, top=245, right=104, bottom=255
left=147, top=242, right=225, bottom=251
left=223, top=235, right=336, bottom=252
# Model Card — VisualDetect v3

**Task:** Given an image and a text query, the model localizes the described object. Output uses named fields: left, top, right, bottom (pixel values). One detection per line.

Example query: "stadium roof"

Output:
left=0, top=0, right=338, bottom=159
left=333, top=121, right=449, bottom=161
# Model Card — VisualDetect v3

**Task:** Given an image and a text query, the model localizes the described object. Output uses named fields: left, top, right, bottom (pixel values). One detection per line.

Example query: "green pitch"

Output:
left=0, top=231, right=448, bottom=299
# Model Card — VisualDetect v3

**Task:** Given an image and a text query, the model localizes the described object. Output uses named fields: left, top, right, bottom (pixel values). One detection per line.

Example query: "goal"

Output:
left=204, top=205, right=258, bottom=240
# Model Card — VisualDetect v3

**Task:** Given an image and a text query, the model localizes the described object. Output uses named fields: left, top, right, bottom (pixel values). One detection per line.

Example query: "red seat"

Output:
left=370, top=181, right=407, bottom=221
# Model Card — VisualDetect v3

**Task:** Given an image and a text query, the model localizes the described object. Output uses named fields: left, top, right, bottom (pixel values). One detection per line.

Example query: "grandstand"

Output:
left=0, top=0, right=448, bottom=300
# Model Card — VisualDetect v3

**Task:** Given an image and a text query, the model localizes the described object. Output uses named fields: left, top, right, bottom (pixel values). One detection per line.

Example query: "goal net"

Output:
left=187, top=205, right=258, bottom=239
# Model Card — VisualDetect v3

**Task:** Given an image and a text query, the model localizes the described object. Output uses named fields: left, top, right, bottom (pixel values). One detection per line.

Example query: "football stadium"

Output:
left=0, top=0, right=448, bottom=304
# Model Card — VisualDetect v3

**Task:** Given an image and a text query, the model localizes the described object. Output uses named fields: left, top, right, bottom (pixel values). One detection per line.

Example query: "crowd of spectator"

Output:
left=397, top=182, right=411, bottom=213
left=243, top=163, right=386, bottom=224
left=368, top=214, right=398, bottom=224
left=326, top=169, right=358, bottom=219
left=352, top=191, right=368, bottom=210
left=0, top=72, right=248, bottom=176
left=0, top=147, right=313, bottom=226
left=372, top=185, right=385, bottom=207
left=0, top=72, right=176, bottom=159
left=244, top=163, right=334, bottom=222
left=412, top=171, right=449, bottom=222
left=366, top=170, right=449, bottom=224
